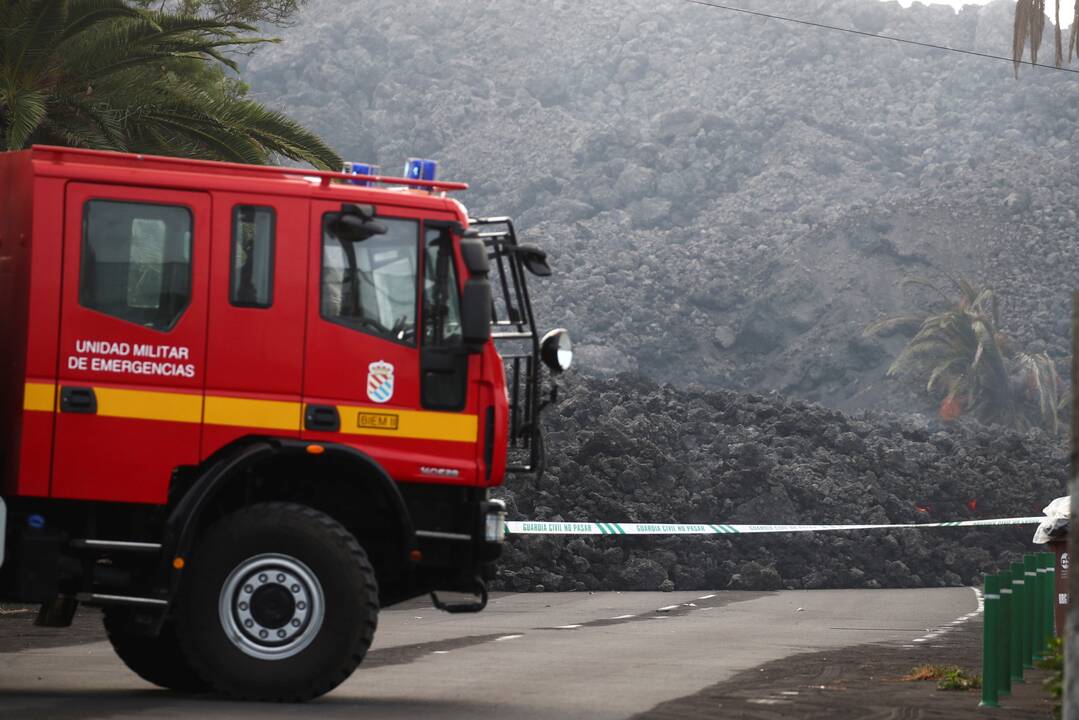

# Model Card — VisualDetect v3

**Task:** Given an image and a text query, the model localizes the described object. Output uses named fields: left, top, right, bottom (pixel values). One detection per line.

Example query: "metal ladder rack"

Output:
left=469, top=216, right=543, bottom=474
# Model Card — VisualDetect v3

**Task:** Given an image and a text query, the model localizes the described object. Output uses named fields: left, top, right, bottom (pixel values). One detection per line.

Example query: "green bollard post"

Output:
left=1035, top=554, right=1050, bottom=657
left=1018, top=559, right=1034, bottom=668
left=1025, top=555, right=1042, bottom=661
left=1034, top=556, right=1045, bottom=658
left=996, top=572, right=1012, bottom=696
left=1010, top=562, right=1025, bottom=682
left=1043, top=552, right=1056, bottom=641
left=980, top=574, right=1000, bottom=707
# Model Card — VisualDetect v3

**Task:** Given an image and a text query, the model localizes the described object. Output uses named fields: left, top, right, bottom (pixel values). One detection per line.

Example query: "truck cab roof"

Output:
left=23, top=145, right=470, bottom=219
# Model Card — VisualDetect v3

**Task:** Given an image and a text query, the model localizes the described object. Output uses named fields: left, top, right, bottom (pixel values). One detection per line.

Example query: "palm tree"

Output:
left=0, top=0, right=340, bottom=169
left=865, top=277, right=1065, bottom=434
left=1013, top=0, right=1079, bottom=75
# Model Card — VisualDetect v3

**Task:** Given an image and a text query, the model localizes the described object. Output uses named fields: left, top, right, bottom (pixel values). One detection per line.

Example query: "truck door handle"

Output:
left=60, top=386, right=97, bottom=414
left=304, top=404, right=340, bottom=432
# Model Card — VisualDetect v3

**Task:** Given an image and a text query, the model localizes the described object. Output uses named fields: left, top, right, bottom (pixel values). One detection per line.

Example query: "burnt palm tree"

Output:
left=865, top=277, right=1065, bottom=434
left=0, top=0, right=340, bottom=168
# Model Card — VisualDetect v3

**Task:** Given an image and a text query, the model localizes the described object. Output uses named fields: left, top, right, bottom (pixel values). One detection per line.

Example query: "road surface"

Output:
left=0, top=587, right=980, bottom=719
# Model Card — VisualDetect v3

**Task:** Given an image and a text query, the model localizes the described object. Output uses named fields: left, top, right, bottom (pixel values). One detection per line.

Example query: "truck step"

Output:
left=415, top=530, right=472, bottom=542
left=69, top=539, right=162, bottom=553
left=79, top=593, right=168, bottom=607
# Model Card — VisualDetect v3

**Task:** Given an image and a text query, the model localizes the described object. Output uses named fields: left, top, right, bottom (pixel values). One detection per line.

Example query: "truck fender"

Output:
left=159, top=438, right=415, bottom=596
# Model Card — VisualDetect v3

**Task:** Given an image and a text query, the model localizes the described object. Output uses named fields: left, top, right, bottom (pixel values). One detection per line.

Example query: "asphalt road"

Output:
left=0, top=587, right=980, bottom=719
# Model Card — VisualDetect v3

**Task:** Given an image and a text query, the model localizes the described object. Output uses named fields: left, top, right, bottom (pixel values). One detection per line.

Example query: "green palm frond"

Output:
left=214, top=98, right=340, bottom=169
left=3, top=0, right=67, bottom=74
left=42, top=92, right=125, bottom=148
left=59, top=1, right=151, bottom=41
left=0, top=0, right=339, bottom=170
left=2, top=87, right=48, bottom=148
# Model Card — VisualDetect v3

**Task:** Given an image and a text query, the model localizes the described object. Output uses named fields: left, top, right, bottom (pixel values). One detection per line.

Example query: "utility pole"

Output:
left=1068, top=291, right=1078, bottom=720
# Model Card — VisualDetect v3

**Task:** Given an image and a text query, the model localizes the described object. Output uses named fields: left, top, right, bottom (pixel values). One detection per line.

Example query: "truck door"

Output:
left=202, top=194, right=307, bottom=452
left=301, top=201, right=480, bottom=484
left=52, top=184, right=210, bottom=504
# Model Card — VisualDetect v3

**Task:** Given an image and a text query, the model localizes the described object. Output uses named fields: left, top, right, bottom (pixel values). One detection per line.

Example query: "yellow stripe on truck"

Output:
left=205, top=395, right=301, bottom=431
left=94, top=386, right=203, bottom=424
left=335, top=404, right=477, bottom=443
left=23, top=382, right=56, bottom=412
left=23, top=383, right=476, bottom=443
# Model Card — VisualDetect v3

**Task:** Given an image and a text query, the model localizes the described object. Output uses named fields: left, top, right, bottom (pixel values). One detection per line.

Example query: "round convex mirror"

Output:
left=540, top=329, right=572, bottom=373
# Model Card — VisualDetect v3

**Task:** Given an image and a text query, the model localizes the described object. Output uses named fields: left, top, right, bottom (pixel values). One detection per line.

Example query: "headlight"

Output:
left=540, top=328, right=572, bottom=373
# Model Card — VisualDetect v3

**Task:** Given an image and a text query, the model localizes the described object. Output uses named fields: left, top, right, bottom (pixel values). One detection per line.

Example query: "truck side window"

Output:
left=423, top=228, right=462, bottom=347
left=230, top=205, right=275, bottom=308
left=420, top=227, right=467, bottom=411
left=79, top=200, right=192, bottom=331
left=321, top=216, right=418, bottom=345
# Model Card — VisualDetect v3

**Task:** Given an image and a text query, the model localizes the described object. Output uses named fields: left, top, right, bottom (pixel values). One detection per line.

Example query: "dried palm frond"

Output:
left=1013, top=352, right=1062, bottom=434
left=864, top=277, right=1066, bottom=434
left=1071, top=0, right=1079, bottom=61
left=1014, top=0, right=1046, bottom=76
left=898, top=277, right=953, bottom=306
left=1013, top=0, right=1079, bottom=74
left=862, top=315, right=924, bottom=337
left=1054, top=0, right=1063, bottom=67
left=926, top=356, right=966, bottom=394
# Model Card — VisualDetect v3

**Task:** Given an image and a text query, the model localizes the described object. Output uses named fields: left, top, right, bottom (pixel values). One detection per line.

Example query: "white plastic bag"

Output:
left=1033, top=495, right=1070, bottom=544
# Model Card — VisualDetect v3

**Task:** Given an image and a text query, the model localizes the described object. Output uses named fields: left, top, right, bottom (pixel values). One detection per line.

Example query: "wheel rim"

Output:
left=218, top=553, right=325, bottom=660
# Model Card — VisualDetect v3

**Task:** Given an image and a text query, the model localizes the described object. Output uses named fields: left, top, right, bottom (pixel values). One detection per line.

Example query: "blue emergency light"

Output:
left=405, top=158, right=438, bottom=183
left=343, top=161, right=380, bottom=186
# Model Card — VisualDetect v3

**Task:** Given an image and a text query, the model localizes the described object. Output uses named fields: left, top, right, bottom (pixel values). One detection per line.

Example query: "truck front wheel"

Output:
left=176, top=502, right=379, bottom=701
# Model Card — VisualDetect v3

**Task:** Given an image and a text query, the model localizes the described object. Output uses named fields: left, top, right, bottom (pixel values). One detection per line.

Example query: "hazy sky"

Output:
left=884, top=0, right=1075, bottom=27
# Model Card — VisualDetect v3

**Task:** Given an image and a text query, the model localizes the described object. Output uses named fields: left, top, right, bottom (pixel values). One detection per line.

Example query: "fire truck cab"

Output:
left=0, top=146, right=569, bottom=700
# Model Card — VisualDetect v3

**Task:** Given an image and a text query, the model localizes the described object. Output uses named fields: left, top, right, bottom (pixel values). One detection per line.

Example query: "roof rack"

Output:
left=30, top=145, right=469, bottom=192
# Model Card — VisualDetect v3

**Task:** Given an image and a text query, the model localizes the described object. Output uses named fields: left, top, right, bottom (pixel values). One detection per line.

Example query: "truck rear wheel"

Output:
left=103, top=609, right=210, bottom=692
left=176, top=502, right=379, bottom=701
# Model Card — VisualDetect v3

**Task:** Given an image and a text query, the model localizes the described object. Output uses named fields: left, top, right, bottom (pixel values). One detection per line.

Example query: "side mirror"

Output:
left=460, top=278, right=492, bottom=346
left=513, top=244, right=551, bottom=277
left=540, top=328, right=572, bottom=372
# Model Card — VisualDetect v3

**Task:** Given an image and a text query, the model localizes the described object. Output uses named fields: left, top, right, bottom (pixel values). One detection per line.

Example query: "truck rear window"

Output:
left=230, top=205, right=275, bottom=308
left=79, top=200, right=192, bottom=331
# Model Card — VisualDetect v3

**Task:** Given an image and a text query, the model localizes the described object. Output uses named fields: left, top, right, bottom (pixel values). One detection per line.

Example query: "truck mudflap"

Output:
left=0, top=497, right=6, bottom=569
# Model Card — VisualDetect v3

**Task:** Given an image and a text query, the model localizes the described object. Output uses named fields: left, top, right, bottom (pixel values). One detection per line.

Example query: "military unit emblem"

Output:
left=367, top=360, right=395, bottom=403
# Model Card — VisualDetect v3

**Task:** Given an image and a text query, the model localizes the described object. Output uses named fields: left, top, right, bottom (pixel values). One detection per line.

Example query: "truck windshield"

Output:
left=321, top=216, right=418, bottom=344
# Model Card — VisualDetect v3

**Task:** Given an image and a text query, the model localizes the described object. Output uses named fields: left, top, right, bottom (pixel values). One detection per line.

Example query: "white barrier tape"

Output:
left=505, top=516, right=1044, bottom=536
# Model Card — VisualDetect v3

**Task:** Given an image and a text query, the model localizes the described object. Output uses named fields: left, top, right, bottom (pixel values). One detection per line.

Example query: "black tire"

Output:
left=176, top=502, right=379, bottom=701
left=104, top=608, right=210, bottom=692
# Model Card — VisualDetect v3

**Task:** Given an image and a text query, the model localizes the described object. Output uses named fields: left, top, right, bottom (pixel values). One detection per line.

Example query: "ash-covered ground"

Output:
left=492, top=374, right=1068, bottom=592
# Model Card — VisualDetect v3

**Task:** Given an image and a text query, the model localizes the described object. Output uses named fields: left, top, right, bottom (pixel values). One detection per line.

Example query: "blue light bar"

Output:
left=405, top=158, right=438, bottom=183
left=343, top=161, right=380, bottom=186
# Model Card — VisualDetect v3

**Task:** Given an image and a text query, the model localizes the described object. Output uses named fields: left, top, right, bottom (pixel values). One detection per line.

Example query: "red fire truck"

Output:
left=0, top=146, right=570, bottom=700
